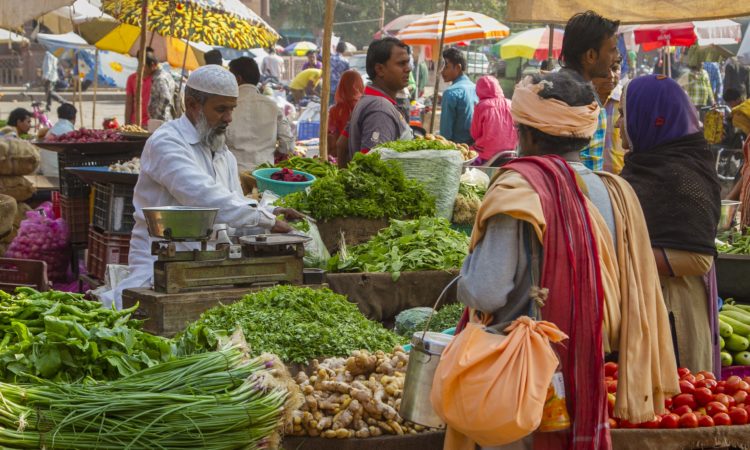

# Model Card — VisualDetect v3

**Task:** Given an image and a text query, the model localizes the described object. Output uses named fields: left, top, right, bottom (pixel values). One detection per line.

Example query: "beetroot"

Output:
left=271, top=168, right=308, bottom=182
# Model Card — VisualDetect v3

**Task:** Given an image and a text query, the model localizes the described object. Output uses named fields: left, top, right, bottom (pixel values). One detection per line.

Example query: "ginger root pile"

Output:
left=285, top=348, right=438, bottom=439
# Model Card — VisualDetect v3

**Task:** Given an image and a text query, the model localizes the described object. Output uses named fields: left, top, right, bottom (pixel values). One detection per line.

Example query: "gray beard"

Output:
left=195, top=110, right=226, bottom=153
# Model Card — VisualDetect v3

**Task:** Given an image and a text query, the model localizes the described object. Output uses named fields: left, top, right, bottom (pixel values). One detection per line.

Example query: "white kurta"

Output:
left=100, top=115, right=277, bottom=309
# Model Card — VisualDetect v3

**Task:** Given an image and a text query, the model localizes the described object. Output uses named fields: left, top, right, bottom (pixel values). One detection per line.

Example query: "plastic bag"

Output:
left=5, top=201, right=70, bottom=281
left=289, top=219, right=330, bottom=269
left=461, top=168, right=490, bottom=190
left=374, top=148, right=463, bottom=219
left=431, top=317, right=568, bottom=448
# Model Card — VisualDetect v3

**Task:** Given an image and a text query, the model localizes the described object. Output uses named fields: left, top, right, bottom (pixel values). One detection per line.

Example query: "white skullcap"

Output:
left=186, top=64, right=239, bottom=97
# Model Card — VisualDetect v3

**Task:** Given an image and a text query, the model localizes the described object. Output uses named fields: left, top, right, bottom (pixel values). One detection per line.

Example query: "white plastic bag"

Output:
left=461, top=168, right=490, bottom=190
left=373, top=148, right=463, bottom=219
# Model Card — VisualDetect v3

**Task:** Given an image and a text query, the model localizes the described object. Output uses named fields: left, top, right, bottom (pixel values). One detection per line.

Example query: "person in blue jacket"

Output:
left=439, top=47, right=478, bottom=144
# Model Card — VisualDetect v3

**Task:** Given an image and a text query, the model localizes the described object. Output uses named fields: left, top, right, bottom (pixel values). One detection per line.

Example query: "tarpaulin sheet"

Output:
left=0, top=0, right=74, bottom=29
left=506, top=0, right=750, bottom=25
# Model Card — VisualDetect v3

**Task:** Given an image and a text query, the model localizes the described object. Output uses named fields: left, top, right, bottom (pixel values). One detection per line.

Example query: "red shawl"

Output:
left=460, top=155, right=611, bottom=450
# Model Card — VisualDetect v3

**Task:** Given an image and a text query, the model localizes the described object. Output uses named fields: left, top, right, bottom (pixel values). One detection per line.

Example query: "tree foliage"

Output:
left=270, top=0, right=508, bottom=48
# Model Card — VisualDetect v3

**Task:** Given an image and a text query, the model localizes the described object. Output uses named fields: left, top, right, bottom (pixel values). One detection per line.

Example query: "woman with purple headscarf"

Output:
left=619, top=74, right=721, bottom=374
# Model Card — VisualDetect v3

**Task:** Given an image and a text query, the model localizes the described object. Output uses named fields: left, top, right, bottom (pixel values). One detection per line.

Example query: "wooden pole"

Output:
left=76, top=53, right=84, bottom=128
left=547, top=24, right=554, bottom=67
left=135, top=0, right=149, bottom=127
left=429, top=0, right=450, bottom=134
left=92, top=48, right=98, bottom=129
left=319, top=0, right=336, bottom=160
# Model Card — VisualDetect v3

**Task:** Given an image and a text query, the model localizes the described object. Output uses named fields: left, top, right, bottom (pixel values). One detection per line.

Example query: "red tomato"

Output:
left=672, top=393, right=697, bottom=410
left=640, top=416, right=661, bottom=429
left=745, top=404, right=750, bottom=416
left=695, top=379, right=718, bottom=390
left=725, top=376, right=742, bottom=395
left=706, top=401, right=729, bottom=416
left=698, top=415, right=715, bottom=427
left=660, top=413, right=680, bottom=429
left=608, top=418, right=619, bottom=429
left=694, top=387, right=714, bottom=406
left=665, top=397, right=673, bottom=410
left=607, top=380, right=618, bottom=394
left=729, top=407, right=749, bottom=425
left=604, top=362, right=618, bottom=378
left=683, top=374, right=697, bottom=385
left=733, top=390, right=748, bottom=406
left=679, top=412, right=699, bottom=428
left=713, top=412, right=732, bottom=426
left=739, top=380, right=750, bottom=392
left=672, top=405, right=693, bottom=416
left=619, top=419, right=637, bottom=429
left=678, top=368, right=691, bottom=379
left=714, top=393, right=736, bottom=408
left=694, top=373, right=706, bottom=382
left=697, top=371, right=716, bottom=381
left=679, top=380, right=696, bottom=394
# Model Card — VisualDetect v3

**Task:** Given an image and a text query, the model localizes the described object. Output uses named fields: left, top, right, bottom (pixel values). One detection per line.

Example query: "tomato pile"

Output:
left=46, top=129, right=125, bottom=143
left=270, top=168, right=308, bottom=182
left=607, top=362, right=750, bottom=429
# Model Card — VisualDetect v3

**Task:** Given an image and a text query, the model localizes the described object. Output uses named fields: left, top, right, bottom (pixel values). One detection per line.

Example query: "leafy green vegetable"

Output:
left=376, top=139, right=458, bottom=152
left=258, top=156, right=338, bottom=178
left=280, top=153, right=436, bottom=220
left=394, top=303, right=465, bottom=337
left=717, top=228, right=750, bottom=254
left=329, top=217, right=469, bottom=280
left=0, top=346, right=288, bottom=449
left=453, top=182, right=487, bottom=225
left=0, top=288, right=173, bottom=383
left=175, top=285, right=406, bottom=363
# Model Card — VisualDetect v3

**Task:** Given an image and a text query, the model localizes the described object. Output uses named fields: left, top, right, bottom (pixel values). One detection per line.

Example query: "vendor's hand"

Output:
left=273, top=207, right=304, bottom=221
left=271, top=219, right=293, bottom=234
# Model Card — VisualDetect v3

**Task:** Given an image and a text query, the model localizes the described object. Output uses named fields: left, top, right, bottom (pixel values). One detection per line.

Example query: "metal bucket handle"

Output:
left=418, top=274, right=462, bottom=344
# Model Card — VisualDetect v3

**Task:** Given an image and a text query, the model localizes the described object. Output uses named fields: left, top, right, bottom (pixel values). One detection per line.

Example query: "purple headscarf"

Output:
left=623, top=75, right=701, bottom=152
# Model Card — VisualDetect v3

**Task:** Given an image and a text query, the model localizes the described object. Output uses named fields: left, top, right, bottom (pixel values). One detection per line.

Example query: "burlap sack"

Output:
left=0, top=176, right=35, bottom=201
left=0, top=140, right=40, bottom=176
left=0, top=194, right=17, bottom=237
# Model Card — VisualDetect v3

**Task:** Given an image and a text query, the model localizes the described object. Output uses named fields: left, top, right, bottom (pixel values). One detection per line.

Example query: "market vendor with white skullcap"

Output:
left=100, top=65, right=301, bottom=310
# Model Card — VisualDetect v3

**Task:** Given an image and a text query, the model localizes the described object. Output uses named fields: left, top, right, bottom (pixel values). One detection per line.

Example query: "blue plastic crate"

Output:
left=297, top=121, right=320, bottom=141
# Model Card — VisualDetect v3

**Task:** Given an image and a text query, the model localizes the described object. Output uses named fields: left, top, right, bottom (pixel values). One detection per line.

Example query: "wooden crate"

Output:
left=122, top=284, right=325, bottom=337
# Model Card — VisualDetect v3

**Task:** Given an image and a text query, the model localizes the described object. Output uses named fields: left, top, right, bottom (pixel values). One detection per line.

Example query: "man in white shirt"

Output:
left=227, top=57, right=294, bottom=172
left=41, top=103, right=77, bottom=176
left=42, top=51, right=64, bottom=111
left=100, top=65, right=299, bottom=309
left=260, top=47, right=285, bottom=81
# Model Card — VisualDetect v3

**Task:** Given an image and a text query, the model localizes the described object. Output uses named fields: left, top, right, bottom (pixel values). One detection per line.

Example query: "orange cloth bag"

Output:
left=430, top=316, right=568, bottom=450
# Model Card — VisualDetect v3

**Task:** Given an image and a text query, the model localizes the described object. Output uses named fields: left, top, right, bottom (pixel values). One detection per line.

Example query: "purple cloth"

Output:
left=624, top=75, right=701, bottom=153
left=704, top=264, right=721, bottom=377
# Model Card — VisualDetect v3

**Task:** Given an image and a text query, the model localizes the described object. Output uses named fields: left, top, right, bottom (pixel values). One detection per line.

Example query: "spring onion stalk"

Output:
left=0, top=346, right=290, bottom=449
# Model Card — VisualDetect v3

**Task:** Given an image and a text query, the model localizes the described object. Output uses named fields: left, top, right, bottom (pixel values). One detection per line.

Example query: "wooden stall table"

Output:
left=282, top=431, right=446, bottom=450
left=611, top=424, right=750, bottom=450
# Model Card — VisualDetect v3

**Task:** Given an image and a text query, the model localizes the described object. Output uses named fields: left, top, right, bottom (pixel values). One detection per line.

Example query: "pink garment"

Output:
left=470, top=76, right=518, bottom=161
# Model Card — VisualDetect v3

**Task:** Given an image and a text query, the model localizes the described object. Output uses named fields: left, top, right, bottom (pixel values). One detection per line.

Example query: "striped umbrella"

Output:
left=101, top=0, right=279, bottom=49
left=397, top=10, right=509, bottom=46
left=285, top=41, right=317, bottom=56
left=497, top=27, right=564, bottom=61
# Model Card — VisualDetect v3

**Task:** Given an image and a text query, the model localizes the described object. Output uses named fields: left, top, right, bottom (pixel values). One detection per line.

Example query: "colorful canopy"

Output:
left=285, top=41, right=317, bottom=57
left=77, top=21, right=211, bottom=71
left=374, top=14, right=424, bottom=40
left=101, top=0, right=279, bottom=49
left=497, top=27, right=564, bottom=61
left=397, top=10, right=509, bottom=46
left=630, top=20, right=741, bottom=51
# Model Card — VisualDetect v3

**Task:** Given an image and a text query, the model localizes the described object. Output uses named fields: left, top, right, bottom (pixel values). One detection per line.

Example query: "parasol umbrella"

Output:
left=0, top=0, right=75, bottom=29
left=285, top=41, right=317, bottom=56
left=0, top=28, right=29, bottom=45
left=101, top=0, right=280, bottom=125
left=101, top=0, right=279, bottom=50
left=77, top=21, right=211, bottom=71
left=39, top=0, right=113, bottom=35
left=496, top=27, right=564, bottom=61
left=397, top=10, right=509, bottom=46
left=374, top=14, right=424, bottom=39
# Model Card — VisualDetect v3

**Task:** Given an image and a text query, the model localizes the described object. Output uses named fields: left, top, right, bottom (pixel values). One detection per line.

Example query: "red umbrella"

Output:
left=633, top=22, right=697, bottom=51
